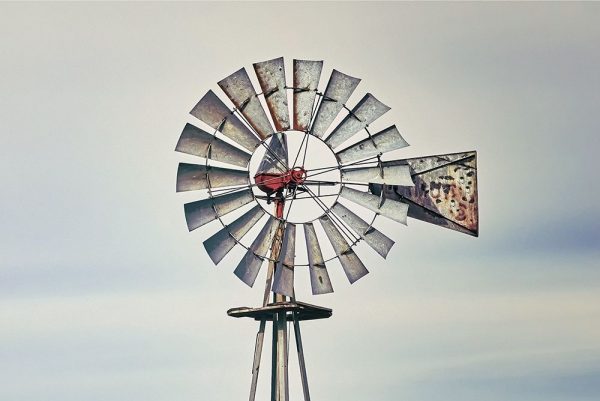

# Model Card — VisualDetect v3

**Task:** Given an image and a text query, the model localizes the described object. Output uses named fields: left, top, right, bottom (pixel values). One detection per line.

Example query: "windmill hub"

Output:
left=253, top=166, right=307, bottom=194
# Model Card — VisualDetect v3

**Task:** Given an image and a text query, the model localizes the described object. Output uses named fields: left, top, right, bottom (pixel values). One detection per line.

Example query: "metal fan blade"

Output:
left=319, top=215, right=368, bottom=284
left=218, top=68, right=273, bottom=139
left=184, top=189, right=254, bottom=231
left=272, top=223, right=296, bottom=297
left=325, top=94, right=390, bottom=149
left=190, top=91, right=260, bottom=153
left=203, top=205, right=265, bottom=265
left=370, top=151, right=478, bottom=236
left=175, top=123, right=252, bottom=168
left=311, top=70, right=361, bottom=138
left=303, top=223, right=333, bottom=295
left=254, top=57, right=290, bottom=132
left=336, top=125, right=409, bottom=164
left=234, top=217, right=281, bottom=287
left=176, top=163, right=249, bottom=192
left=293, top=59, right=323, bottom=131
left=341, top=165, right=414, bottom=186
left=339, top=187, right=408, bottom=225
left=331, top=203, right=394, bottom=258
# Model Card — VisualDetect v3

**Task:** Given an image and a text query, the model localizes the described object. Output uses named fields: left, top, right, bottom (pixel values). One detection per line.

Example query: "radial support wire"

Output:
left=302, top=185, right=360, bottom=245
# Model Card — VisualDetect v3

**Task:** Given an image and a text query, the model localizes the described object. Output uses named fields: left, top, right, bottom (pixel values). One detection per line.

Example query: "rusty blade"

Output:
left=203, top=205, right=265, bottom=265
left=339, top=186, right=408, bottom=225
left=336, top=125, right=409, bottom=164
left=293, top=59, right=323, bottom=131
left=175, top=123, right=252, bottom=168
left=190, top=91, right=259, bottom=153
left=341, top=165, right=414, bottom=186
left=370, top=151, right=478, bottom=236
left=311, top=70, right=361, bottom=138
left=331, top=203, right=394, bottom=258
left=303, top=223, right=333, bottom=295
left=183, top=189, right=254, bottom=231
left=272, top=223, right=296, bottom=297
left=325, top=94, right=391, bottom=149
left=234, top=217, right=281, bottom=287
left=319, top=215, right=368, bottom=284
left=254, top=57, right=290, bottom=132
left=218, top=68, right=273, bottom=139
left=176, top=163, right=249, bottom=192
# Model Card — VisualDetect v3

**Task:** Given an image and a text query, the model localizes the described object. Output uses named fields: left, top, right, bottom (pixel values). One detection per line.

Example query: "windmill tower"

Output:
left=175, top=57, right=478, bottom=401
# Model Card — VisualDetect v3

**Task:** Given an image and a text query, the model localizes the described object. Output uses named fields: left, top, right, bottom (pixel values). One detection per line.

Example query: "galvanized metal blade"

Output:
left=336, top=125, right=409, bottom=164
left=233, top=217, right=281, bottom=287
left=203, top=205, right=265, bottom=265
left=272, top=223, right=296, bottom=297
left=253, top=57, right=290, bottom=132
left=293, top=59, right=323, bottom=131
left=369, top=151, right=478, bottom=236
left=339, top=186, right=408, bottom=225
left=331, top=203, right=394, bottom=258
left=218, top=68, right=273, bottom=139
left=303, top=223, right=333, bottom=295
left=175, top=123, right=252, bottom=168
left=311, top=70, right=361, bottom=138
left=190, top=91, right=260, bottom=153
left=319, top=215, right=368, bottom=284
left=176, top=163, right=249, bottom=192
left=325, top=94, right=390, bottom=149
left=183, top=189, right=254, bottom=231
left=341, top=164, right=414, bottom=186
left=257, top=133, right=288, bottom=175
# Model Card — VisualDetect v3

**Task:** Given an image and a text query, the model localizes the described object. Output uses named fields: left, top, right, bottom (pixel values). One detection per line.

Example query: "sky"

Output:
left=1, top=2, right=599, bottom=401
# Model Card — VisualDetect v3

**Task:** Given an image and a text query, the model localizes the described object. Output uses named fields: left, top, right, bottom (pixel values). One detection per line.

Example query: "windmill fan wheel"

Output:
left=175, top=57, right=479, bottom=297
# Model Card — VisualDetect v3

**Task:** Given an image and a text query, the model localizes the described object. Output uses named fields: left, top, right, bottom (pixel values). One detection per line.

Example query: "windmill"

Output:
left=175, top=57, right=478, bottom=401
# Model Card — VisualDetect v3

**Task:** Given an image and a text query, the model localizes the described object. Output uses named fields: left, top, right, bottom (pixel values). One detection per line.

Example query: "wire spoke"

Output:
left=290, top=132, right=308, bottom=169
left=302, top=185, right=359, bottom=244
left=303, top=156, right=381, bottom=180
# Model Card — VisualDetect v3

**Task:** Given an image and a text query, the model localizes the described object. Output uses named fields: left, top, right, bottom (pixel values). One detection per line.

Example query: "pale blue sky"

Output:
left=1, top=2, right=599, bottom=401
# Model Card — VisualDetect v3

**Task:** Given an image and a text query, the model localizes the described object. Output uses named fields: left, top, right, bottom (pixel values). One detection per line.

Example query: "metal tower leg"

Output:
left=293, top=312, right=311, bottom=401
left=272, top=293, right=289, bottom=401
left=248, top=319, right=266, bottom=401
